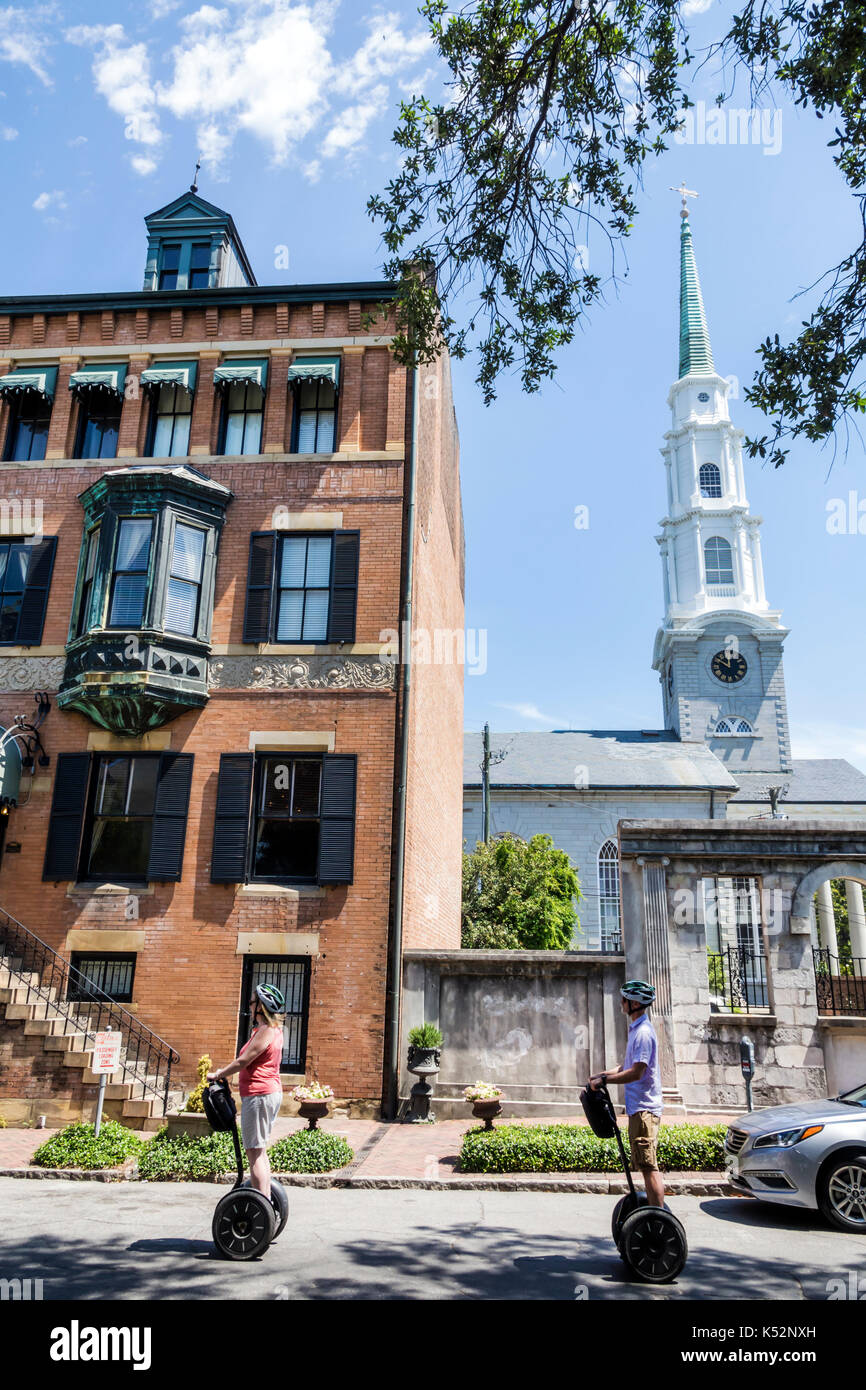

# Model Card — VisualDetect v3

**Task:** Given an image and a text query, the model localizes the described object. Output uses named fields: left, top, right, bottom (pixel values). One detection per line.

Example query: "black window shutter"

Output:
left=42, top=752, right=90, bottom=881
left=211, top=754, right=254, bottom=883
left=17, top=536, right=57, bottom=645
left=243, top=532, right=275, bottom=642
left=328, top=531, right=359, bottom=643
left=317, top=754, right=357, bottom=885
left=146, top=753, right=194, bottom=882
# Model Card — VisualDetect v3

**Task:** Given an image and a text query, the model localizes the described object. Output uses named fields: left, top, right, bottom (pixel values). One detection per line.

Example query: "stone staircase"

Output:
left=0, top=925, right=184, bottom=1130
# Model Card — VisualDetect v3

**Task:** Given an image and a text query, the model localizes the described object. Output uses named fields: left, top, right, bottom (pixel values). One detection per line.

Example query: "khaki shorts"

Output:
left=628, top=1110, right=661, bottom=1172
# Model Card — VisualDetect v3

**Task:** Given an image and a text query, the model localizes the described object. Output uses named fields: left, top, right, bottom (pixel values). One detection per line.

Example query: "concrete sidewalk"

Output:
left=0, top=1110, right=738, bottom=1192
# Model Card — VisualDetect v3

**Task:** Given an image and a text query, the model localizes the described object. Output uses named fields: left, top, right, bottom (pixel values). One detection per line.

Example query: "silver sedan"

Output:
left=725, top=1081, right=866, bottom=1232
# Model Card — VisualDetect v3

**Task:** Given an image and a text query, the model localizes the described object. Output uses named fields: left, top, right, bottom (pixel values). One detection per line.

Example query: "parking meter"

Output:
left=740, top=1035, right=755, bottom=1112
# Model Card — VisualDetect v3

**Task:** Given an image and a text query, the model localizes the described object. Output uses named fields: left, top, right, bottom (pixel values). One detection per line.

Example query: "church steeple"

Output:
left=678, top=209, right=715, bottom=378
left=651, top=197, right=792, bottom=775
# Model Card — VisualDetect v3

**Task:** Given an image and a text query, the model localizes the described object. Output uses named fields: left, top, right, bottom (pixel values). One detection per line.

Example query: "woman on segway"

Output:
left=208, top=983, right=286, bottom=1198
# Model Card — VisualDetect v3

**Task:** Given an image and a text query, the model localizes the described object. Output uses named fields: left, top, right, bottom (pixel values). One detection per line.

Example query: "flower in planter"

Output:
left=291, top=1082, right=334, bottom=1101
left=463, top=1081, right=503, bottom=1101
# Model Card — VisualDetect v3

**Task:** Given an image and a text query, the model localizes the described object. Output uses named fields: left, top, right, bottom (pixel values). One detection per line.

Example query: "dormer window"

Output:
left=188, top=243, right=211, bottom=289
left=159, top=244, right=182, bottom=290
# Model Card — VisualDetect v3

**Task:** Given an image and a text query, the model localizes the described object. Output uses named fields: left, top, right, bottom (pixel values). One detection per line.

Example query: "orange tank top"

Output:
left=238, top=1027, right=283, bottom=1097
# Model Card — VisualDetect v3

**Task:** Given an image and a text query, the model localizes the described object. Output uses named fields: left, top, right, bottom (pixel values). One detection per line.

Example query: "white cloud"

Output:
left=67, top=134, right=87, bottom=147
left=1, top=125, right=17, bottom=140
left=149, top=0, right=184, bottom=16
left=321, top=87, right=385, bottom=158
left=681, top=0, right=714, bottom=13
left=67, top=1, right=434, bottom=176
left=0, top=6, right=55, bottom=86
left=497, top=702, right=564, bottom=726
left=66, top=23, right=164, bottom=174
left=33, top=189, right=67, bottom=212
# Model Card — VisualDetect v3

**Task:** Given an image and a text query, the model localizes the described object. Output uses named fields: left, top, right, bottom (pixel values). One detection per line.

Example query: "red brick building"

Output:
left=0, top=190, right=464, bottom=1125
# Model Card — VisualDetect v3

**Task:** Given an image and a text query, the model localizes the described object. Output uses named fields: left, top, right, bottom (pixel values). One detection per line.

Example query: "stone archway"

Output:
left=790, top=861, right=866, bottom=936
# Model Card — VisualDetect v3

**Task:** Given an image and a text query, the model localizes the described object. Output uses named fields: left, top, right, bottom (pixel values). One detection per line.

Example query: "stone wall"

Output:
left=402, top=949, right=626, bottom=1117
left=619, top=819, right=866, bottom=1110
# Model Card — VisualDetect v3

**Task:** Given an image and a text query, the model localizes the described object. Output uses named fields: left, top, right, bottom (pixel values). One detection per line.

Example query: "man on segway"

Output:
left=589, top=980, right=664, bottom=1209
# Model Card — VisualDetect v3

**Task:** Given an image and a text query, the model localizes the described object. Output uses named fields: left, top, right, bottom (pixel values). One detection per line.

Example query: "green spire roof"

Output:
left=678, top=213, right=714, bottom=378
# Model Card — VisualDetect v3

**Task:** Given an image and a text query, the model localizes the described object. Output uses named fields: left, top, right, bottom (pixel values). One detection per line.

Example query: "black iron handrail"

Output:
left=0, top=905, right=180, bottom=1114
left=708, top=945, right=770, bottom=1014
left=813, top=947, right=866, bottom=1017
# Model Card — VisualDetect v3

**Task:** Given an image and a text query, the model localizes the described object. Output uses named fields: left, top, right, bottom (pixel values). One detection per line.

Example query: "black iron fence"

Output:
left=0, top=906, right=179, bottom=1113
left=708, top=945, right=770, bottom=1014
left=813, top=948, right=866, bottom=1017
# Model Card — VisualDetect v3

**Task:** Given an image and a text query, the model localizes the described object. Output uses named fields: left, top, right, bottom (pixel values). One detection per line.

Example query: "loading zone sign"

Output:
left=92, top=1031, right=122, bottom=1075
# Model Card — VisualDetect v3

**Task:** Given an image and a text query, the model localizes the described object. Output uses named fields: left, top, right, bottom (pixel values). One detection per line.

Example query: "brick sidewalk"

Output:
left=0, top=1110, right=740, bottom=1185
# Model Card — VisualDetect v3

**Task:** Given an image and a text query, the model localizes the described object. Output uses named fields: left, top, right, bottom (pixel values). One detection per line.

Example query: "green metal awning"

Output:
left=0, top=731, right=21, bottom=809
left=213, top=358, right=268, bottom=391
left=69, top=364, right=128, bottom=399
left=0, top=366, right=58, bottom=402
left=287, top=355, right=340, bottom=389
left=140, top=360, right=198, bottom=393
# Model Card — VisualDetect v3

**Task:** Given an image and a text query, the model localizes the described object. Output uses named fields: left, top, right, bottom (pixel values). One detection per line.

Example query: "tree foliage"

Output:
left=368, top=0, right=691, bottom=403
left=461, top=831, right=581, bottom=949
left=370, top=0, right=866, bottom=463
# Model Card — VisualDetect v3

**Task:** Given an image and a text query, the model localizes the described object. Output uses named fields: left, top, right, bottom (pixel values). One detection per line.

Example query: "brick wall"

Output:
left=0, top=293, right=463, bottom=1110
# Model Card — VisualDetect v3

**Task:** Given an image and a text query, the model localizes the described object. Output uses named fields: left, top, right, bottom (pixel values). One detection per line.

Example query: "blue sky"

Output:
left=1, top=1, right=864, bottom=772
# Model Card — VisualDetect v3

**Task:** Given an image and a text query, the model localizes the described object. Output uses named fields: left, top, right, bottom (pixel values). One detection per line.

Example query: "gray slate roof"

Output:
left=729, top=760, right=866, bottom=805
left=463, top=730, right=738, bottom=791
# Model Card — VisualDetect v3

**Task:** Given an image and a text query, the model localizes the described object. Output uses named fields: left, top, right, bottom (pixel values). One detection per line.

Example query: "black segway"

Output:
left=203, top=1080, right=288, bottom=1260
left=580, top=1082, right=688, bottom=1284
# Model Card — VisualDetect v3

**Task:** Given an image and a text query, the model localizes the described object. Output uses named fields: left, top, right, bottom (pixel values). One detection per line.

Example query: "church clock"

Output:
left=710, top=650, right=748, bottom=684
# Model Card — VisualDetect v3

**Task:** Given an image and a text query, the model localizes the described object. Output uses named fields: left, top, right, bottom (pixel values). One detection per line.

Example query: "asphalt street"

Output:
left=2, top=1179, right=865, bottom=1301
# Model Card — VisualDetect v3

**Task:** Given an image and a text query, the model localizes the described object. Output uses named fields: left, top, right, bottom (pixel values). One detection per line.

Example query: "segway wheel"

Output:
left=620, top=1207, right=688, bottom=1284
left=212, top=1187, right=276, bottom=1261
left=611, top=1192, right=647, bottom=1248
left=241, top=1178, right=289, bottom=1238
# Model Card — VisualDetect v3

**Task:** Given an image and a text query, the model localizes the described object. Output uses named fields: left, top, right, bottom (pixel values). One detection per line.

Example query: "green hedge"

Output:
left=268, top=1130, right=354, bottom=1173
left=138, top=1129, right=242, bottom=1181
left=31, top=1121, right=144, bottom=1170
left=137, top=1127, right=355, bottom=1179
left=459, top=1122, right=727, bottom=1174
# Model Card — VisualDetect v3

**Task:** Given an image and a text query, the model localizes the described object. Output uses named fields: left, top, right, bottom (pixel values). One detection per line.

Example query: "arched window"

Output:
left=699, top=463, right=722, bottom=498
left=714, top=717, right=753, bottom=736
left=704, top=535, right=734, bottom=585
left=598, top=839, right=622, bottom=952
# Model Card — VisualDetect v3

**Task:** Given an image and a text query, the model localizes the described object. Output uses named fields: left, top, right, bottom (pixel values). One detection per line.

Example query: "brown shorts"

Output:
left=628, top=1110, right=661, bottom=1172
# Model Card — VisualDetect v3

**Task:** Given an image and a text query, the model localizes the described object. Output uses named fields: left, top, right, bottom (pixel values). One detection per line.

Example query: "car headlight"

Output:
left=753, top=1125, right=824, bottom=1149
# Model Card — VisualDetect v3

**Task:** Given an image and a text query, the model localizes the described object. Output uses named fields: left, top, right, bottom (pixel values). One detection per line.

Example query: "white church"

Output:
left=464, top=197, right=866, bottom=959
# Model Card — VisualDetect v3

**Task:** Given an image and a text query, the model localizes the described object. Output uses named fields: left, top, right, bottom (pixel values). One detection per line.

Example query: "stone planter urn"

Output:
left=405, top=1045, right=441, bottom=1123
left=470, top=1098, right=503, bottom=1131
left=297, top=1099, right=330, bottom=1130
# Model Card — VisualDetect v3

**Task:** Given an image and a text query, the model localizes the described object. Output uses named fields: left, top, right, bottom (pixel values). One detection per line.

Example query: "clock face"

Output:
left=711, top=650, right=748, bottom=684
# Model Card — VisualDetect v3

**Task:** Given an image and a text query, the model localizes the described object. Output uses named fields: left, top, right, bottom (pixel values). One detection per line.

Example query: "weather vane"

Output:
left=670, top=181, right=698, bottom=218
left=190, top=157, right=201, bottom=194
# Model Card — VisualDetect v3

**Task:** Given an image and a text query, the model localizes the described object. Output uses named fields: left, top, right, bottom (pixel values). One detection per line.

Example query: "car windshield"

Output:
left=837, top=1082, right=866, bottom=1107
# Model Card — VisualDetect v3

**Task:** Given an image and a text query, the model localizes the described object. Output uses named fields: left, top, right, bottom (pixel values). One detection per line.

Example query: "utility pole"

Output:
left=482, top=722, right=491, bottom=843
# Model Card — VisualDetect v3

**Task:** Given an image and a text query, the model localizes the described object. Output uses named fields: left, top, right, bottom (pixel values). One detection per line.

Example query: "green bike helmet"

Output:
left=255, top=983, right=286, bottom=1015
left=621, top=979, right=655, bottom=1007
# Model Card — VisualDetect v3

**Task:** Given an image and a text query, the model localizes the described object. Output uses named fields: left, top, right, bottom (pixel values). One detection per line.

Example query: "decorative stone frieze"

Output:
left=208, top=654, right=395, bottom=692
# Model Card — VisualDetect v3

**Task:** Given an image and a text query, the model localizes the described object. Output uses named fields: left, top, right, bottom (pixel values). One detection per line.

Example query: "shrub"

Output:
left=268, top=1130, right=354, bottom=1173
left=184, top=1055, right=213, bottom=1113
left=408, top=1022, right=443, bottom=1048
left=31, top=1121, right=144, bottom=1170
left=138, top=1128, right=242, bottom=1181
left=459, top=1122, right=727, bottom=1174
